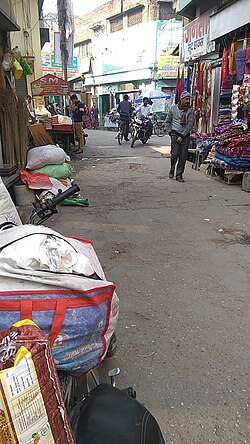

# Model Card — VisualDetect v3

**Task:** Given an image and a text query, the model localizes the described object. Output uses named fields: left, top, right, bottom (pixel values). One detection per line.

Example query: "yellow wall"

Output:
left=11, top=0, right=42, bottom=93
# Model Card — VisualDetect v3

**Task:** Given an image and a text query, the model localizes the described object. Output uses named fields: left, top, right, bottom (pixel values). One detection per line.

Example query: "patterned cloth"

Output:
left=215, top=151, right=250, bottom=167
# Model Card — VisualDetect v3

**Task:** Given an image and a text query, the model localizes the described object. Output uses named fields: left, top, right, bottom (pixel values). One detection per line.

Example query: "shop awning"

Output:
left=210, top=0, right=249, bottom=41
left=0, top=0, right=20, bottom=31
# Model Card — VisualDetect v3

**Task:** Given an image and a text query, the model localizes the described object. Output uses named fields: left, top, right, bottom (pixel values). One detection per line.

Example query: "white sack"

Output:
left=0, top=177, right=22, bottom=226
left=0, top=233, right=95, bottom=276
left=26, top=145, right=69, bottom=170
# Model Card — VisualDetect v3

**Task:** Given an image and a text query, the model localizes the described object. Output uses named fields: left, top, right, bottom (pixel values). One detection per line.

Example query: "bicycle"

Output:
left=116, top=119, right=128, bottom=145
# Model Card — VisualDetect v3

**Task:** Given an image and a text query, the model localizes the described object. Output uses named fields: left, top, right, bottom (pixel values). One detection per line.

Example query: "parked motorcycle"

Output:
left=130, top=115, right=152, bottom=147
left=0, top=182, right=165, bottom=443
left=0, top=184, right=117, bottom=411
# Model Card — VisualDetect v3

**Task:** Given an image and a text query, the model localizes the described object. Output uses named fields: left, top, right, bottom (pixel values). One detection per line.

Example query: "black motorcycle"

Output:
left=130, top=115, right=152, bottom=148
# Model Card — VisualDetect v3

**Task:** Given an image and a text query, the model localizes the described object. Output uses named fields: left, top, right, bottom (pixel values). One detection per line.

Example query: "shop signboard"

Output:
left=41, top=53, right=79, bottom=79
left=93, top=21, right=156, bottom=78
left=180, top=12, right=215, bottom=62
left=31, top=74, right=70, bottom=96
left=157, top=20, right=182, bottom=78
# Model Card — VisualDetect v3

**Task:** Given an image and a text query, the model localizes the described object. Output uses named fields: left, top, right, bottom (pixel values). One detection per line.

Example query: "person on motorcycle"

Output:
left=117, top=94, right=132, bottom=141
left=165, top=90, right=194, bottom=182
left=135, top=97, right=153, bottom=137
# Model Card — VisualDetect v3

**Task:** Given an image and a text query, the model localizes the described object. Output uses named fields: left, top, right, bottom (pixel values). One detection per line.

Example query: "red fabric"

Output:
left=175, top=68, right=180, bottom=104
left=175, top=68, right=185, bottom=104
left=221, top=48, right=229, bottom=83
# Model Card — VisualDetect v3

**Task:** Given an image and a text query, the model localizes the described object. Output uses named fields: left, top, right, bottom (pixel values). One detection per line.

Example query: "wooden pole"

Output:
left=57, top=0, right=68, bottom=81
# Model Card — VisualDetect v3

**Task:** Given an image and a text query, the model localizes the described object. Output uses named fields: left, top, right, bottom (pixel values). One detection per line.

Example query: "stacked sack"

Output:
left=27, top=144, right=72, bottom=179
left=21, top=144, right=89, bottom=206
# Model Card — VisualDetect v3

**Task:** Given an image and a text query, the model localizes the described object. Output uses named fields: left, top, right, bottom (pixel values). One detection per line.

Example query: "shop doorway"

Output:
left=101, top=94, right=110, bottom=114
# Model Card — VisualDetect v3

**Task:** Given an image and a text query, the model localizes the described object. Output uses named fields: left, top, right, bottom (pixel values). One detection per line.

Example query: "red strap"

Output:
left=20, top=300, right=33, bottom=321
left=48, top=300, right=67, bottom=346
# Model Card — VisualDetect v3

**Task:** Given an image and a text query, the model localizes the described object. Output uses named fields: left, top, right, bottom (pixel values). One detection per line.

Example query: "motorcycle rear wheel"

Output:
left=141, top=138, right=147, bottom=144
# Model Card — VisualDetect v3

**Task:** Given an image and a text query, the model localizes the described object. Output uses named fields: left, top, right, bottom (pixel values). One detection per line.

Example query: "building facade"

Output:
left=10, top=0, right=48, bottom=96
left=72, top=0, right=182, bottom=118
left=173, top=0, right=250, bottom=132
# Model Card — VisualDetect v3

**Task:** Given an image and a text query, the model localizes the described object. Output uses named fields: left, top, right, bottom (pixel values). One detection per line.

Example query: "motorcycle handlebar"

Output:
left=51, top=185, right=80, bottom=206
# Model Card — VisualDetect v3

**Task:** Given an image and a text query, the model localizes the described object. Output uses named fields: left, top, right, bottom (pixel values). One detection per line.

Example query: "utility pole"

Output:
left=57, top=0, right=75, bottom=81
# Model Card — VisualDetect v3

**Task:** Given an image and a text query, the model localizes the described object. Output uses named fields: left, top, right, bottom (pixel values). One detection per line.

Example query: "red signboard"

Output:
left=31, top=74, right=70, bottom=96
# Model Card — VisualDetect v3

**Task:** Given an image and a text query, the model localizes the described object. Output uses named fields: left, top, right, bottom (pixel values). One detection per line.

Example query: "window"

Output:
left=127, top=10, right=142, bottom=27
left=110, top=17, right=123, bottom=33
left=159, top=2, right=175, bottom=20
left=79, top=41, right=91, bottom=58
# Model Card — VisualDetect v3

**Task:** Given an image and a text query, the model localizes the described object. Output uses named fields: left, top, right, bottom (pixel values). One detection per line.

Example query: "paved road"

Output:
left=51, top=129, right=249, bottom=443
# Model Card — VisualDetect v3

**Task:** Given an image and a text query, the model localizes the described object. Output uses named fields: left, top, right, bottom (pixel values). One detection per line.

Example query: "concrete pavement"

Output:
left=49, top=129, right=249, bottom=443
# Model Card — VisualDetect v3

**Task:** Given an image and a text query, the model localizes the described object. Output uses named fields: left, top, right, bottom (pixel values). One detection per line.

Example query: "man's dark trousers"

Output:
left=170, top=135, right=190, bottom=178
left=120, top=115, right=130, bottom=139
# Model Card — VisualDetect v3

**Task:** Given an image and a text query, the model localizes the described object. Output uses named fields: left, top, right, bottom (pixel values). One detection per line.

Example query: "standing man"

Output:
left=117, top=94, right=132, bottom=141
left=165, top=91, right=194, bottom=182
left=70, top=94, right=87, bottom=153
left=135, top=97, right=153, bottom=137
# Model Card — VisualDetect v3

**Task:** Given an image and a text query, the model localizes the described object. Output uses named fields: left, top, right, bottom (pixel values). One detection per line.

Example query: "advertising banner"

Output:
left=31, top=74, right=70, bottom=96
left=180, top=12, right=215, bottom=62
left=54, top=32, right=74, bottom=66
left=157, top=20, right=182, bottom=78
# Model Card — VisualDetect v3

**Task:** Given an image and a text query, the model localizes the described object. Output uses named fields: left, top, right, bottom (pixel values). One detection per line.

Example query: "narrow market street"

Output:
left=48, top=129, right=249, bottom=443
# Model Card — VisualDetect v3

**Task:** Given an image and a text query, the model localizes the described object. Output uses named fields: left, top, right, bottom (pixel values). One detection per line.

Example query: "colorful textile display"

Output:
left=214, top=122, right=250, bottom=169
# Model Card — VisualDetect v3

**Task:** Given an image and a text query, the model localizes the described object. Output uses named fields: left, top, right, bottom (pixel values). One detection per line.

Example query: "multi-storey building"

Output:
left=10, top=0, right=49, bottom=96
left=72, top=0, right=182, bottom=118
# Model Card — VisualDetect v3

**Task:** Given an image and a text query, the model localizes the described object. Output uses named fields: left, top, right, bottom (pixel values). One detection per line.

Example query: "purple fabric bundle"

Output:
left=235, top=50, right=246, bottom=82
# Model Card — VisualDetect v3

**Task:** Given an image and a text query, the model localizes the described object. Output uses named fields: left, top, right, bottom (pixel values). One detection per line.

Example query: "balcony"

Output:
left=175, top=0, right=195, bottom=19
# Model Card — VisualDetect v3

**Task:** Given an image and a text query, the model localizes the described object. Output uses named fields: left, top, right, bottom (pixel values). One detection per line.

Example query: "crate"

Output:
left=52, top=124, right=73, bottom=131
left=52, top=115, right=59, bottom=124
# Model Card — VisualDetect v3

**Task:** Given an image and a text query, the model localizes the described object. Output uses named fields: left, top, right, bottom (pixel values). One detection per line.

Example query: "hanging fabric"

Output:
left=229, top=41, right=237, bottom=76
left=185, top=67, right=191, bottom=93
left=175, top=68, right=180, bottom=104
left=221, top=48, right=229, bottom=84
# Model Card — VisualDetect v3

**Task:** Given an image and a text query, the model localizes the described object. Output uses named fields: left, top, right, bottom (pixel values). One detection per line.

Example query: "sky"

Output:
left=43, top=0, right=110, bottom=16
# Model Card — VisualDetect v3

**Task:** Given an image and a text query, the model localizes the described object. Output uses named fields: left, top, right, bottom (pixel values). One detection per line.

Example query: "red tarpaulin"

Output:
left=31, top=74, right=70, bottom=96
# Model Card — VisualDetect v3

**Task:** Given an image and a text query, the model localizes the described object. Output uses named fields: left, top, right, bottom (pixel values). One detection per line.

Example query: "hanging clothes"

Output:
left=244, top=47, right=250, bottom=75
left=221, top=48, right=229, bottom=84
left=175, top=68, right=180, bottom=104
left=229, top=41, right=237, bottom=76
left=234, top=50, right=246, bottom=82
left=185, top=67, right=191, bottom=93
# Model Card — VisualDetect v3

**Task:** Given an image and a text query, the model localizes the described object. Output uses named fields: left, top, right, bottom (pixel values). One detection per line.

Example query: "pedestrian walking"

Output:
left=165, top=91, right=194, bottom=182
left=70, top=94, right=88, bottom=153
left=90, top=102, right=99, bottom=129
left=117, top=94, right=132, bottom=140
